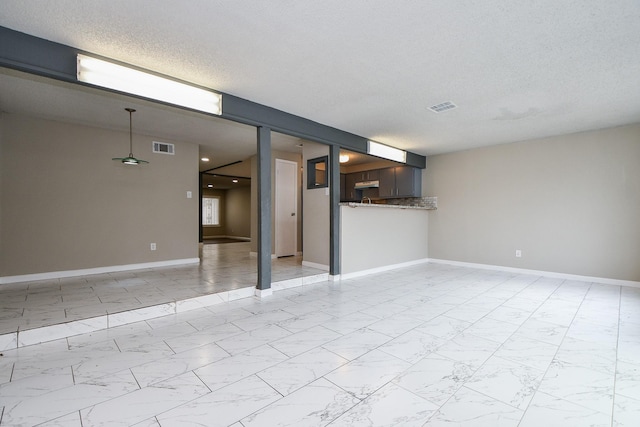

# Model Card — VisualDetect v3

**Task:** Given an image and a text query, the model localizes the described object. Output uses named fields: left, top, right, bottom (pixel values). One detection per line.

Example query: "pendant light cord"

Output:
left=126, top=108, right=136, bottom=157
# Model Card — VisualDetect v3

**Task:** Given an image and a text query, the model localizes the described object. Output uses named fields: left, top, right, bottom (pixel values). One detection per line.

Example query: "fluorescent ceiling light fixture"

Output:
left=77, top=54, right=222, bottom=115
left=339, top=154, right=350, bottom=163
left=367, top=140, right=406, bottom=163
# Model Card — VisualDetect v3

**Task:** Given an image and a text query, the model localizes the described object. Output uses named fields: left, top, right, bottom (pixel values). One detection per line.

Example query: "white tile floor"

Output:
left=1, top=262, right=639, bottom=426
left=0, top=242, right=326, bottom=338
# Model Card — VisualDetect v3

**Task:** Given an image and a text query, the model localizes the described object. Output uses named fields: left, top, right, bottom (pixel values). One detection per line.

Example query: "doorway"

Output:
left=275, top=158, right=298, bottom=257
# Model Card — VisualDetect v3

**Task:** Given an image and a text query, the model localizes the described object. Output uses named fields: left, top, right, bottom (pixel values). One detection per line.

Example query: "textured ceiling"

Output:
left=1, top=0, right=640, bottom=156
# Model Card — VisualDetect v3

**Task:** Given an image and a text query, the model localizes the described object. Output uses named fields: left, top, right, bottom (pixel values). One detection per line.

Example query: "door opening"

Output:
left=275, top=158, right=298, bottom=257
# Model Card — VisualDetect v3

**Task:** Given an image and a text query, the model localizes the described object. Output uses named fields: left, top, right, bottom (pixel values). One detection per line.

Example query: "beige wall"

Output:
left=202, top=189, right=227, bottom=238
left=424, top=123, right=640, bottom=282
left=0, top=114, right=199, bottom=277
left=226, top=186, right=251, bottom=238
left=303, top=142, right=330, bottom=268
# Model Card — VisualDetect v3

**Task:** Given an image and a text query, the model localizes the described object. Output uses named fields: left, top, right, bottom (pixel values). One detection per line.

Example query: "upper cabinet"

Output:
left=341, top=166, right=422, bottom=201
left=351, top=170, right=379, bottom=182
left=379, top=166, right=422, bottom=198
left=344, top=173, right=360, bottom=201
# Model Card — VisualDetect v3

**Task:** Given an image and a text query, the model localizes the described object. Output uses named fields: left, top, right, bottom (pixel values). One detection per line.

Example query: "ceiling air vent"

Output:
left=152, top=141, right=175, bottom=155
left=429, top=101, right=457, bottom=113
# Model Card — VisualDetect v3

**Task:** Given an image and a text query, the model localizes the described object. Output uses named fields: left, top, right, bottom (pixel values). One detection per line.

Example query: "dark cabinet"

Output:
left=395, top=166, right=421, bottom=197
left=378, top=168, right=395, bottom=198
left=378, top=166, right=422, bottom=198
left=342, top=166, right=422, bottom=200
left=351, top=170, right=379, bottom=182
left=344, top=173, right=360, bottom=201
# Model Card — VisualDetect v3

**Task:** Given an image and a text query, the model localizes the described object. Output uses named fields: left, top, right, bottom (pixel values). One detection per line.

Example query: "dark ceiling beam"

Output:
left=0, top=26, right=426, bottom=168
left=200, top=160, right=242, bottom=174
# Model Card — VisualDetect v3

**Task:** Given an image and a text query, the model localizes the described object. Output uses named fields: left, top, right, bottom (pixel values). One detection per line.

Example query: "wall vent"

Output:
left=429, top=101, right=457, bottom=113
left=152, top=141, right=175, bottom=155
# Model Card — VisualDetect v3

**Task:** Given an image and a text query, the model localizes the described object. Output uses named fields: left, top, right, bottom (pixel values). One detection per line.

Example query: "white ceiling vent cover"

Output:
left=429, top=102, right=457, bottom=113
left=152, top=141, right=175, bottom=155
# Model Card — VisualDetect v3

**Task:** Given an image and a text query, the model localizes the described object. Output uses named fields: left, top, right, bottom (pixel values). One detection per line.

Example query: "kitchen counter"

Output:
left=339, top=204, right=429, bottom=276
left=340, top=202, right=435, bottom=210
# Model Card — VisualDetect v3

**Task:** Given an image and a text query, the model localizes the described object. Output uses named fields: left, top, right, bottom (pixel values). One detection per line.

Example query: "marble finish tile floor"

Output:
left=0, top=242, right=326, bottom=341
left=0, top=262, right=639, bottom=426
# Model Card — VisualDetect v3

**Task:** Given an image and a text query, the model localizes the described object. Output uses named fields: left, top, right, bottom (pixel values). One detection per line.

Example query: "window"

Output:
left=307, top=156, right=328, bottom=189
left=202, top=197, right=220, bottom=226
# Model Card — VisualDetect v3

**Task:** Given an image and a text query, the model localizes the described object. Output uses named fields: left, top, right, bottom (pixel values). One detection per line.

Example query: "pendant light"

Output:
left=112, top=108, right=149, bottom=165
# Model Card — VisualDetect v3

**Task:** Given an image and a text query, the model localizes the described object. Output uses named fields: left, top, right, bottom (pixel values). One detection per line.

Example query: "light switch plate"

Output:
left=187, top=191, right=192, bottom=199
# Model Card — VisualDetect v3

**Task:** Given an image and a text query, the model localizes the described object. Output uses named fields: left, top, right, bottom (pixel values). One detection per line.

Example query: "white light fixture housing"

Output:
left=367, top=140, right=407, bottom=163
left=339, top=154, right=350, bottom=163
left=77, top=54, right=222, bottom=115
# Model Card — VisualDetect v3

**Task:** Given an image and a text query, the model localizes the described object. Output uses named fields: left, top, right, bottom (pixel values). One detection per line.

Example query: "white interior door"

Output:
left=275, top=159, right=298, bottom=257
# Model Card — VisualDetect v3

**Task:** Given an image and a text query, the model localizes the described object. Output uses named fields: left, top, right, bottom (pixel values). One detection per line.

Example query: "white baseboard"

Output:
left=428, top=258, right=640, bottom=288
left=301, top=261, right=330, bottom=271
left=0, top=258, right=200, bottom=285
left=338, top=258, right=430, bottom=281
left=203, top=235, right=251, bottom=241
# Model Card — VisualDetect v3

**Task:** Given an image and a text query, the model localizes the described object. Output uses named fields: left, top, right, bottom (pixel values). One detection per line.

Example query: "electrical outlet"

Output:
left=515, top=249, right=522, bottom=258
left=150, top=243, right=157, bottom=251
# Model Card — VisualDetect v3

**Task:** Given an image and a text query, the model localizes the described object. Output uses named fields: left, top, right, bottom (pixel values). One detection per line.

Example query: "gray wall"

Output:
left=0, top=113, right=199, bottom=277
left=424, top=123, right=640, bottom=282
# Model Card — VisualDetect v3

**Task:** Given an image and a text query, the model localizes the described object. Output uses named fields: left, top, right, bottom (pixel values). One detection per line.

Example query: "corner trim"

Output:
left=0, top=258, right=201, bottom=285
left=428, top=258, right=640, bottom=288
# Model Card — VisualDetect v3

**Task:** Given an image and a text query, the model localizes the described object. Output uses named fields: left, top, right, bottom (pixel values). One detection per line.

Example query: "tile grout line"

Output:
left=610, top=285, right=622, bottom=427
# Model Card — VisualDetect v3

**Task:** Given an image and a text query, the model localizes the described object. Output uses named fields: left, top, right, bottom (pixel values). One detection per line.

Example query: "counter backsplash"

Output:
left=385, top=196, right=438, bottom=209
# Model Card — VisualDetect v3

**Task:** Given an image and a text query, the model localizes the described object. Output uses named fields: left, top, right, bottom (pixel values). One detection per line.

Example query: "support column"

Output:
left=257, top=126, right=272, bottom=294
left=329, top=144, right=341, bottom=276
left=198, top=173, right=203, bottom=243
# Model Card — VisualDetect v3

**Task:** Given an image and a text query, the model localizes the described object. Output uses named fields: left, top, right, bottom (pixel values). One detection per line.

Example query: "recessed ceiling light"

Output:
left=339, top=154, right=350, bottom=163
left=429, top=101, right=457, bottom=113
left=201, top=157, right=210, bottom=162
left=207, top=184, right=213, bottom=188
left=232, top=179, right=239, bottom=183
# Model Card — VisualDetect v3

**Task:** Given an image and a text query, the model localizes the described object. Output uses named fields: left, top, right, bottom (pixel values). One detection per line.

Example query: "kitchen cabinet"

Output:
left=395, top=166, right=422, bottom=197
left=351, top=170, right=379, bottom=182
left=344, top=173, right=360, bottom=201
left=378, top=168, right=395, bottom=197
left=378, top=166, right=422, bottom=198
